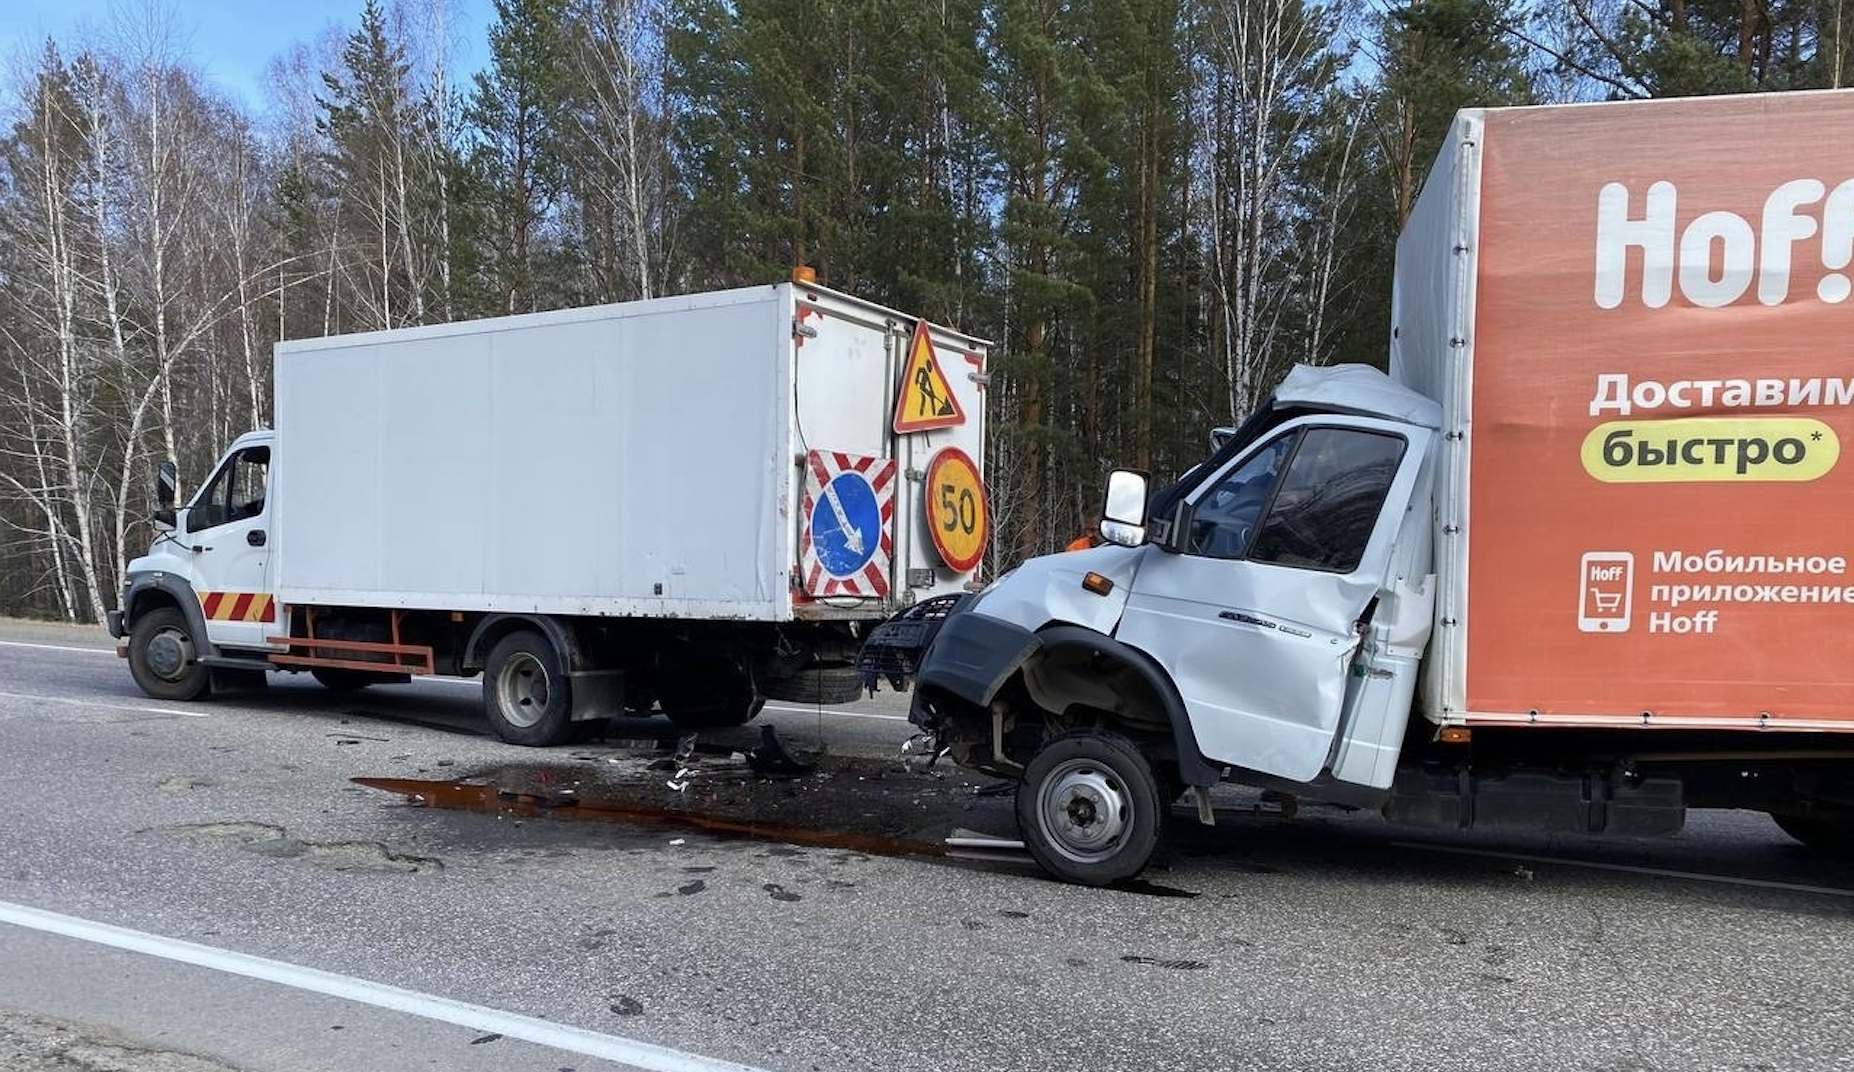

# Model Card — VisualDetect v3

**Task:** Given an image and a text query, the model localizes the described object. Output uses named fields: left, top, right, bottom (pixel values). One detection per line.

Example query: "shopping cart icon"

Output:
left=1579, top=552, right=1634, bottom=633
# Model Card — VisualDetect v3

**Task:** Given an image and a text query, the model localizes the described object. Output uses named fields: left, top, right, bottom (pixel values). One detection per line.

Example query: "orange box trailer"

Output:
left=1394, top=90, right=1854, bottom=732
left=899, top=93, right=1854, bottom=885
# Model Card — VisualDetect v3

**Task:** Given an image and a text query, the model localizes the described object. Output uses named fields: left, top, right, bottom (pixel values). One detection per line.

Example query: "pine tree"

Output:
left=469, top=0, right=571, bottom=312
left=983, top=0, right=1111, bottom=559
left=319, top=0, right=428, bottom=328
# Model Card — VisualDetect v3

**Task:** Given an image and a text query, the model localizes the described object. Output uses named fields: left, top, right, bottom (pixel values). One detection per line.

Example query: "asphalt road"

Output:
left=2, top=619, right=1852, bottom=1072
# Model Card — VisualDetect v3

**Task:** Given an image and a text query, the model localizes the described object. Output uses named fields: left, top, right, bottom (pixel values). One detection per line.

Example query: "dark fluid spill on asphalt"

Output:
left=351, top=775, right=947, bottom=859
left=353, top=775, right=1206, bottom=898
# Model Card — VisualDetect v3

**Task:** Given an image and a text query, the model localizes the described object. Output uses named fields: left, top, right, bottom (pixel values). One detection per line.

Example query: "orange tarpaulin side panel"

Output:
left=1467, top=93, right=1854, bottom=725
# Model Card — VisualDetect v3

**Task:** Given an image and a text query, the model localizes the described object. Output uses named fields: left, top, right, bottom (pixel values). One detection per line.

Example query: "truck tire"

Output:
left=311, top=668, right=390, bottom=692
left=1771, top=812, right=1854, bottom=857
left=127, top=605, right=211, bottom=702
left=482, top=631, right=576, bottom=746
left=1016, top=731, right=1163, bottom=886
left=759, top=662, right=863, bottom=705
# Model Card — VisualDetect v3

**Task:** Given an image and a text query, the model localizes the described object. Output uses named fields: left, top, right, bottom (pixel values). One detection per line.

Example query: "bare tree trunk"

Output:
left=567, top=0, right=667, bottom=302
left=391, top=131, right=426, bottom=323
left=37, top=93, right=107, bottom=622
left=1135, top=117, right=1158, bottom=472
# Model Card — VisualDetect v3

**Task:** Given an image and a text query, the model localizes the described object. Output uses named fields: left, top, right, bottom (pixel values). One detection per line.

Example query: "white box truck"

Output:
left=110, top=281, right=990, bottom=745
left=886, top=91, right=1854, bottom=884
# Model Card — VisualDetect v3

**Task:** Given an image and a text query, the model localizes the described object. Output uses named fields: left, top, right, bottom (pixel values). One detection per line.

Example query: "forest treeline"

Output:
left=2, top=0, right=1848, bottom=620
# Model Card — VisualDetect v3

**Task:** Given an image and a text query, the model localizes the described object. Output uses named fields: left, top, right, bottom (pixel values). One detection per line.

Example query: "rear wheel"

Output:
left=1771, top=812, right=1854, bottom=857
left=1016, top=731, right=1163, bottom=886
left=482, top=631, right=576, bottom=746
left=127, top=606, right=210, bottom=702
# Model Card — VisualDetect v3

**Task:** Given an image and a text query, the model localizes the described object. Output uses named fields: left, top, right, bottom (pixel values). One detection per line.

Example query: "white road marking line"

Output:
left=420, top=680, right=908, bottom=722
left=1391, top=840, right=1854, bottom=898
left=761, top=703, right=908, bottom=723
left=0, top=638, right=114, bottom=656
left=0, top=900, right=770, bottom=1072
left=0, top=689, right=205, bottom=719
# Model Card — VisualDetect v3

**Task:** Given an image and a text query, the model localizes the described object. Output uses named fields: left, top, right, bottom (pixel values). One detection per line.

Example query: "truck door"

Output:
left=181, top=443, right=277, bottom=652
left=1115, top=416, right=1430, bottom=783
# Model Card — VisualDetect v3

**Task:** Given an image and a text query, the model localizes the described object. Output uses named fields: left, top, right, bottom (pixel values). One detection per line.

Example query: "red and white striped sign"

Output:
left=799, top=450, right=895, bottom=599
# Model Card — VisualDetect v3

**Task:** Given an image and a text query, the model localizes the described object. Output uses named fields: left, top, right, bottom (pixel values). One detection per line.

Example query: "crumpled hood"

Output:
left=972, top=543, right=1145, bottom=636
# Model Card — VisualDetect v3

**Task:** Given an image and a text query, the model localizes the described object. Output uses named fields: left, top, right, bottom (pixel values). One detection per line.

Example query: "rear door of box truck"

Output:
left=1399, top=91, right=1854, bottom=733
left=789, top=284, right=989, bottom=616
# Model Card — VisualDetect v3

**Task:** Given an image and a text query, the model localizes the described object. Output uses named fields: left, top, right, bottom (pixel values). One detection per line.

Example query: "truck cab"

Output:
left=905, top=365, right=1443, bottom=883
left=110, top=431, right=283, bottom=700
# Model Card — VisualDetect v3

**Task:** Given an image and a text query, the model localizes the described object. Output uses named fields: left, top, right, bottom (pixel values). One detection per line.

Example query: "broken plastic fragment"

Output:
left=745, top=724, right=820, bottom=777
left=900, top=732, right=946, bottom=773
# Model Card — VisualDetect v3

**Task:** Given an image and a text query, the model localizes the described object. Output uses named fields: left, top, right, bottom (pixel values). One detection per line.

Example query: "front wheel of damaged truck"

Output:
left=1017, top=732, right=1164, bottom=886
left=483, top=631, right=576, bottom=746
left=128, top=606, right=211, bottom=702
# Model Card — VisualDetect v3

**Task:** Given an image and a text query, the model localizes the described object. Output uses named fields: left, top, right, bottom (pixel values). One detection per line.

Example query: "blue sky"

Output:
left=0, top=0, right=491, bottom=110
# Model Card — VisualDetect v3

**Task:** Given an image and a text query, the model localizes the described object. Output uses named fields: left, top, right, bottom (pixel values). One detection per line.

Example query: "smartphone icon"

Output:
left=1579, top=552, right=1634, bottom=633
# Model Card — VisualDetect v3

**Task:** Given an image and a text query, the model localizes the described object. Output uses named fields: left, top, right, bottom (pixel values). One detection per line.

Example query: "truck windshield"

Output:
left=1187, top=438, right=1293, bottom=558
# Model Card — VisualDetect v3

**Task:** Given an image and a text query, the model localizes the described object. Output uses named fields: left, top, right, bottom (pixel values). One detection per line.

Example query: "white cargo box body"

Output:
left=273, top=283, right=989, bottom=621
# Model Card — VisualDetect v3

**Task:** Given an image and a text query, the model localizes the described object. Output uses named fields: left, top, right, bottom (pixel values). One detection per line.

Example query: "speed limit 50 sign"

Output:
left=924, top=446, right=987, bottom=573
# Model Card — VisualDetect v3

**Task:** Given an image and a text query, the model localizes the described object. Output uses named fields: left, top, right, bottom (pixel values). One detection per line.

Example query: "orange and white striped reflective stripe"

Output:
left=199, top=591, right=276, bottom=623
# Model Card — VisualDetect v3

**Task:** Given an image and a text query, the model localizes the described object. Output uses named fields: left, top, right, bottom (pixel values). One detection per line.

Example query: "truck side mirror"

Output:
left=153, top=461, right=178, bottom=529
left=1099, top=470, right=1149, bottom=547
left=156, top=461, right=178, bottom=508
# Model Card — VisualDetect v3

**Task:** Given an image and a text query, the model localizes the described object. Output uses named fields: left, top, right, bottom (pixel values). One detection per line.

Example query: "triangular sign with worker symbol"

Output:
left=892, top=319, right=966, bottom=434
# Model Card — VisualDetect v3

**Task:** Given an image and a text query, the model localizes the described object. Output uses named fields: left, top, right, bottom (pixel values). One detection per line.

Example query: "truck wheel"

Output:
left=483, top=631, right=575, bottom=746
left=1016, top=731, right=1163, bottom=886
left=311, top=668, right=381, bottom=692
left=127, top=606, right=211, bottom=702
left=759, top=662, right=863, bottom=705
left=1771, top=812, right=1854, bottom=857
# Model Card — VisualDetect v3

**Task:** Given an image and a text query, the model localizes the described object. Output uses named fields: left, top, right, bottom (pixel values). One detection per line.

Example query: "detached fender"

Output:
left=913, top=607, right=1045, bottom=711
left=122, top=572, right=213, bottom=655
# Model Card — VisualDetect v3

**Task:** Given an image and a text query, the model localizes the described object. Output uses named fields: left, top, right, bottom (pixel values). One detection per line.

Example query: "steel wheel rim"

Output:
left=146, top=626, right=193, bottom=682
left=1036, top=758, right=1132, bottom=864
left=494, top=652, right=550, bottom=728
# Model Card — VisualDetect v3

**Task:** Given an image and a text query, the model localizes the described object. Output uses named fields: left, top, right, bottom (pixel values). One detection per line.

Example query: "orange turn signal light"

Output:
left=1438, top=726, right=1472, bottom=744
left=1082, top=572, right=1114, bottom=596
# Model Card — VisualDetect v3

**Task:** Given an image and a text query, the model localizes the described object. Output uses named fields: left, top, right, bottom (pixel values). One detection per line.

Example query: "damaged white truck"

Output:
left=109, top=281, right=989, bottom=745
left=882, top=94, right=1854, bottom=884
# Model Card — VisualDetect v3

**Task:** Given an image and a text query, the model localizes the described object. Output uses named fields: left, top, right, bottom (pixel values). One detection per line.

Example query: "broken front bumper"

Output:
left=856, top=593, right=969, bottom=693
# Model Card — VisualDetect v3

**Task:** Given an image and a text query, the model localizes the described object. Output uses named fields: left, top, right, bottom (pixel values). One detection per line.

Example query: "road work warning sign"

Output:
left=893, top=320, right=965, bottom=434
